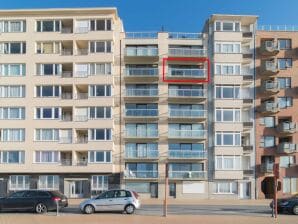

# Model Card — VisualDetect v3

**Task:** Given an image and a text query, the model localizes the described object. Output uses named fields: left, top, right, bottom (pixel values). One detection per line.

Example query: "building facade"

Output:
left=0, top=8, right=297, bottom=200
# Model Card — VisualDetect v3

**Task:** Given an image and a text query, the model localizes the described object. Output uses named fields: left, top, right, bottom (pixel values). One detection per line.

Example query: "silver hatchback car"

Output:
left=79, top=189, right=141, bottom=214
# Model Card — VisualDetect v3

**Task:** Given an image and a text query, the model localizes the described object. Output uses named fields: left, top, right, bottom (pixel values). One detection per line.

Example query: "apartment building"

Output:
left=256, top=29, right=298, bottom=199
left=0, top=8, right=123, bottom=198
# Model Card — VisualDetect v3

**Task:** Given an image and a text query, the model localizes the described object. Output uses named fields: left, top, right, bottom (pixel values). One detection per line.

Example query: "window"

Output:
left=91, top=175, right=108, bottom=190
left=215, top=42, right=241, bottom=53
left=90, top=19, right=112, bottom=31
left=36, top=42, right=60, bottom=54
left=215, top=85, right=241, bottom=99
left=259, top=117, right=275, bottom=128
left=89, top=41, right=112, bottom=53
left=9, top=175, right=29, bottom=190
left=35, top=107, right=59, bottom=119
left=277, top=58, right=292, bottom=69
left=38, top=175, right=59, bottom=190
left=36, top=64, right=61, bottom=76
left=89, top=85, right=111, bottom=97
left=0, top=20, right=26, bottom=33
left=278, top=97, right=293, bottom=108
left=88, top=151, right=112, bottom=163
left=215, top=132, right=241, bottom=146
left=35, top=86, right=60, bottom=97
left=35, top=129, right=59, bottom=141
left=280, top=156, right=295, bottom=168
left=36, top=20, right=60, bottom=32
left=278, top=39, right=291, bottom=50
left=89, top=129, right=112, bottom=141
left=277, top=78, right=291, bottom=89
left=0, top=85, right=25, bottom=98
left=126, top=143, right=158, bottom=157
left=0, top=64, right=26, bottom=76
left=213, top=182, right=237, bottom=194
left=0, top=42, right=26, bottom=54
left=35, top=151, right=59, bottom=163
left=0, top=107, right=25, bottom=120
left=260, top=136, right=275, bottom=148
left=168, top=143, right=204, bottom=151
left=89, top=107, right=111, bottom=119
left=215, top=64, right=241, bottom=75
left=215, top=108, right=241, bottom=122
left=283, top=177, right=298, bottom=194
left=126, top=163, right=158, bottom=178
left=215, top=155, right=241, bottom=170
left=1, top=129, right=25, bottom=142
left=0, top=151, right=25, bottom=164
left=125, top=182, right=150, bottom=193
left=89, top=63, right=112, bottom=75
left=214, top=21, right=241, bottom=32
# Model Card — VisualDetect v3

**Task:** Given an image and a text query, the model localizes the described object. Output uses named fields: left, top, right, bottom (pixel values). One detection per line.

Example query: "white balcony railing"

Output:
left=169, top=109, right=206, bottom=118
left=125, top=130, right=158, bottom=138
left=168, top=171, right=206, bottom=179
left=168, top=130, right=207, bottom=139
left=126, top=89, right=158, bottom=97
left=168, top=68, right=206, bottom=78
left=125, top=32, right=158, bottom=39
left=124, top=170, right=158, bottom=178
left=125, top=47, right=158, bottom=57
left=258, top=25, right=298, bottom=32
left=168, top=48, right=207, bottom=57
left=168, top=89, right=206, bottom=98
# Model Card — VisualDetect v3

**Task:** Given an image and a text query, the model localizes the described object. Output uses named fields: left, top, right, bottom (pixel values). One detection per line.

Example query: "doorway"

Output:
left=69, top=180, right=84, bottom=198
left=169, top=183, right=176, bottom=198
left=150, top=182, right=158, bottom=198
left=239, top=182, right=251, bottom=199
left=261, top=177, right=275, bottom=199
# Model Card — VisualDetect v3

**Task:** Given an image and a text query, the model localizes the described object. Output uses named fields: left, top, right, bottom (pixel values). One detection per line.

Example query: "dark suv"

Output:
left=0, top=190, right=68, bottom=213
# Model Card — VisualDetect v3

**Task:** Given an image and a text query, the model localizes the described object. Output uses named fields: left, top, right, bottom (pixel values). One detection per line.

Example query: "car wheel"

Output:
left=35, top=203, right=48, bottom=214
left=293, top=205, right=298, bottom=215
left=125, top=204, right=135, bottom=214
left=84, top=204, right=95, bottom=214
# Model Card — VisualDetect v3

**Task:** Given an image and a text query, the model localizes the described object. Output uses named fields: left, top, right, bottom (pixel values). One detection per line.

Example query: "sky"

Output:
left=1, top=0, right=298, bottom=32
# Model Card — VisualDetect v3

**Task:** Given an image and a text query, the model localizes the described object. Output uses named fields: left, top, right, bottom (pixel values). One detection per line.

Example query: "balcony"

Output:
left=60, top=159, right=72, bottom=166
left=168, top=150, right=207, bottom=160
left=168, top=109, right=207, bottom=120
left=260, top=101, right=280, bottom=114
left=61, top=107, right=73, bottom=122
left=261, top=61, right=278, bottom=76
left=59, top=137, right=72, bottom=144
left=125, top=32, right=158, bottom=39
left=168, top=48, right=207, bottom=57
left=243, top=145, right=253, bottom=154
left=124, top=68, right=158, bottom=80
left=168, top=89, right=206, bottom=101
left=74, top=115, right=88, bottom=122
left=262, top=81, right=280, bottom=93
left=277, top=143, right=298, bottom=154
left=125, top=149, right=159, bottom=160
left=125, top=109, right=158, bottom=120
left=168, top=130, right=207, bottom=140
left=277, top=122, right=297, bottom=134
left=124, top=47, right=158, bottom=57
left=124, top=170, right=158, bottom=179
left=261, top=40, right=279, bottom=56
left=125, top=89, right=158, bottom=100
left=75, top=130, right=88, bottom=144
left=168, top=32, right=203, bottom=40
left=260, top=163, right=274, bottom=173
left=168, top=171, right=206, bottom=180
left=168, top=68, right=206, bottom=79
left=125, top=130, right=158, bottom=139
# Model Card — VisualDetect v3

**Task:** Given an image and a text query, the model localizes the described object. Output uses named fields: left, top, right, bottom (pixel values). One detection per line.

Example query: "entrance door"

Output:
left=239, top=182, right=251, bottom=199
left=70, top=181, right=84, bottom=198
left=150, top=182, right=158, bottom=198
left=169, top=183, right=176, bottom=198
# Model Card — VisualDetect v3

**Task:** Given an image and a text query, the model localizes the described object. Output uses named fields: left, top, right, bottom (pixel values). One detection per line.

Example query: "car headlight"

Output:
left=280, top=201, right=289, bottom=206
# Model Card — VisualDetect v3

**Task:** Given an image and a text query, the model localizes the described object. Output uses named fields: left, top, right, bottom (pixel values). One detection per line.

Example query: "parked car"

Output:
left=270, top=194, right=298, bottom=215
left=80, top=189, right=140, bottom=214
left=0, top=190, right=68, bottom=214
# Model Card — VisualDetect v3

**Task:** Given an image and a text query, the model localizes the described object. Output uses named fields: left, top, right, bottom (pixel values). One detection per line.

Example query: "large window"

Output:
left=36, top=64, right=61, bottom=76
left=38, top=175, right=59, bottom=190
left=215, top=64, right=241, bottom=75
left=89, top=41, right=112, bottom=53
left=75, top=63, right=112, bottom=76
left=0, top=107, right=25, bottom=120
left=89, top=85, right=111, bottom=97
left=280, top=156, right=295, bottom=168
left=0, top=42, right=26, bottom=54
left=215, top=42, right=241, bottom=53
left=9, top=175, right=29, bottom=190
left=89, top=107, right=111, bottom=119
left=35, top=151, right=59, bottom=163
left=125, top=123, right=158, bottom=137
left=278, top=97, right=293, bottom=108
left=213, top=182, right=237, bottom=194
left=36, top=20, right=60, bottom=32
left=283, top=177, right=298, bottom=194
left=215, top=155, right=241, bottom=170
left=90, top=19, right=112, bottom=31
left=88, top=151, right=112, bottom=163
left=0, top=20, right=26, bottom=33
left=1, top=129, right=25, bottom=142
left=125, top=182, right=150, bottom=193
left=259, top=117, right=275, bottom=128
left=260, top=136, right=275, bottom=148
left=35, top=107, right=59, bottom=119
left=278, top=39, right=291, bottom=50
left=35, top=86, right=60, bottom=97
left=0, top=85, right=25, bottom=98
left=91, top=175, right=108, bottom=190
left=35, top=129, right=59, bottom=141
left=36, top=42, right=60, bottom=54
left=89, top=129, right=112, bottom=141
left=0, top=64, right=26, bottom=76
left=214, top=21, right=241, bottom=32
left=215, top=132, right=241, bottom=146
left=277, top=58, right=292, bottom=69
left=277, top=78, right=291, bottom=89
left=215, top=108, right=241, bottom=122
left=215, top=85, right=241, bottom=99
left=0, top=151, right=25, bottom=164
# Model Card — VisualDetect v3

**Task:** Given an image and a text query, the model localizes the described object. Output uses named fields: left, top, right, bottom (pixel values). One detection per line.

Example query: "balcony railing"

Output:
left=61, top=27, right=72, bottom=34
left=125, top=89, right=158, bottom=97
left=61, top=92, right=73, bottom=100
left=125, top=47, right=158, bottom=57
left=264, top=81, right=279, bottom=92
left=125, top=130, right=158, bottom=138
left=261, top=102, right=279, bottom=113
left=168, top=48, right=207, bottom=57
left=168, top=68, right=206, bottom=78
left=124, top=170, right=158, bottom=178
left=59, top=137, right=72, bottom=144
left=125, top=149, right=159, bottom=159
left=76, top=93, right=88, bottom=99
left=76, top=137, right=88, bottom=144
left=168, top=32, right=203, bottom=39
left=76, top=48, right=89, bottom=55
left=258, top=25, right=298, bottom=31
left=61, top=71, right=73, bottom=78
left=168, top=130, right=207, bottom=139
left=277, top=143, right=298, bottom=154
left=60, top=159, right=72, bottom=166
left=168, top=150, right=207, bottom=159
left=168, top=89, right=206, bottom=98
left=125, top=109, right=158, bottom=117
left=263, top=61, right=278, bottom=73
left=74, top=71, right=88, bottom=78
left=74, top=115, right=88, bottom=122
left=125, top=32, right=158, bottom=39
left=75, top=27, right=89, bottom=33
left=277, top=122, right=297, bottom=133
left=169, top=109, right=206, bottom=118
left=124, top=68, right=158, bottom=76
left=61, top=49, right=73, bottom=56
left=168, top=171, right=206, bottom=179
left=75, top=159, right=88, bottom=166
left=260, top=163, right=274, bottom=173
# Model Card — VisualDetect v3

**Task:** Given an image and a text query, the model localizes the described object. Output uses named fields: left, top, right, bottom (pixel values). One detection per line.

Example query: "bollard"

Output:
left=56, top=199, right=59, bottom=216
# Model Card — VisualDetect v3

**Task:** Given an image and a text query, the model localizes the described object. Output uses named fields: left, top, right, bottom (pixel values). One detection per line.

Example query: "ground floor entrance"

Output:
left=239, top=182, right=251, bottom=199
left=64, top=179, right=90, bottom=198
left=261, top=177, right=274, bottom=199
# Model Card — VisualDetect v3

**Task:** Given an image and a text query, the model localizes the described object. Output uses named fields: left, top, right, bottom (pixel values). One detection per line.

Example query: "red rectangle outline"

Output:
left=162, top=57, right=210, bottom=83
